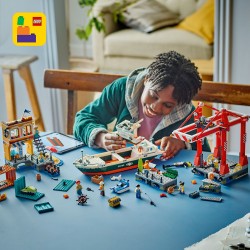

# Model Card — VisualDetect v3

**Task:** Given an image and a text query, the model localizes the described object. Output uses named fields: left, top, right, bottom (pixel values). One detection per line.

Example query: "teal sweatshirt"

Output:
left=73, top=68, right=210, bottom=152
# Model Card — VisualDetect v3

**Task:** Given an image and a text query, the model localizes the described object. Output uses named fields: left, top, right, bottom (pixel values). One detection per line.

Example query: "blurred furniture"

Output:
left=44, top=69, right=250, bottom=135
left=193, top=57, right=214, bottom=81
left=0, top=55, right=45, bottom=131
left=193, top=57, right=214, bottom=116
left=44, top=70, right=123, bottom=134
left=69, top=57, right=99, bottom=110
left=92, top=0, right=214, bottom=72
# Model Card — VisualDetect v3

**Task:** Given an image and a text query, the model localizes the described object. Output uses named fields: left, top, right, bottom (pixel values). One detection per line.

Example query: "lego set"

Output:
left=172, top=102, right=249, bottom=184
left=73, top=139, right=162, bottom=175
left=1, top=115, right=60, bottom=177
left=0, top=110, right=249, bottom=210
left=135, top=161, right=178, bottom=192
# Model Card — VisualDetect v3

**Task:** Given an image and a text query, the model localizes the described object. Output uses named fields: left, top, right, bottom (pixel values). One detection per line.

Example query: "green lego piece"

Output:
left=17, top=16, right=24, bottom=26
left=138, top=158, right=143, bottom=172
left=53, top=179, right=75, bottom=191
left=163, top=169, right=178, bottom=179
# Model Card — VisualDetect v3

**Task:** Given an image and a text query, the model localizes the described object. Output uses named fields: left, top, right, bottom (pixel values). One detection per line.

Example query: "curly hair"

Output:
left=146, top=51, right=202, bottom=105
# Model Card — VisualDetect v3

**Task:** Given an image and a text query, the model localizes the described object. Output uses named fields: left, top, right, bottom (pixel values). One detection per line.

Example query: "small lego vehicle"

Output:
left=110, top=179, right=129, bottom=194
left=108, top=196, right=121, bottom=207
left=115, top=119, right=144, bottom=144
left=91, top=175, right=104, bottom=185
left=21, top=186, right=37, bottom=195
left=77, top=194, right=89, bottom=205
left=162, top=161, right=193, bottom=169
left=0, top=193, right=7, bottom=201
left=199, top=179, right=221, bottom=193
left=189, top=191, right=200, bottom=199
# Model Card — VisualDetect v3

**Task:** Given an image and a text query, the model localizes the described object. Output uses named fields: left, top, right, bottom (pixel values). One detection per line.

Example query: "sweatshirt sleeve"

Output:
left=73, top=77, right=127, bottom=147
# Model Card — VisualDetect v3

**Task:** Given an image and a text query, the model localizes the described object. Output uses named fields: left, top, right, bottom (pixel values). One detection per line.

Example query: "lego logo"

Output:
left=33, top=17, right=42, bottom=26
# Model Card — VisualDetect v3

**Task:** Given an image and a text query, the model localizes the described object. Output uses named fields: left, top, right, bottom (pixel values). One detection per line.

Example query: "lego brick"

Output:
left=16, top=192, right=45, bottom=201
left=53, top=179, right=75, bottom=191
left=17, top=26, right=30, bottom=35
left=200, top=196, right=223, bottom=202
left=34, top=202, right=54, bottom=213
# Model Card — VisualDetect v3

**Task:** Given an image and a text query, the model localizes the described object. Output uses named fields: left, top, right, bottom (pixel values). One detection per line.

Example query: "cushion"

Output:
left=156, top=0, right=207, bottom=19
left=104, top=27, right=213, bottom=60
left=121, top=0, right=181, bottom=33
left=177, top=0, right=214, bottom=44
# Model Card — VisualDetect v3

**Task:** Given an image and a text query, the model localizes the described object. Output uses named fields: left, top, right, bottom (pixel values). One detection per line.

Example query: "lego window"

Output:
left=26, top=125, right=32, bottom=135
left=10, top=128, right=19, bottom=139
left=22, top=127, right=27, bottom=136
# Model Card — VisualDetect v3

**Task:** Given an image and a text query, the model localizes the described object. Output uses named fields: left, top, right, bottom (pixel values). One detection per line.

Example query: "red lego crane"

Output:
left=172, top=102, right=249, bottom=180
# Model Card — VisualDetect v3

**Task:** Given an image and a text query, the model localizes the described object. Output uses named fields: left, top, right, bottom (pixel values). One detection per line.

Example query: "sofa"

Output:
left=92, top=0, right=214, bottom=72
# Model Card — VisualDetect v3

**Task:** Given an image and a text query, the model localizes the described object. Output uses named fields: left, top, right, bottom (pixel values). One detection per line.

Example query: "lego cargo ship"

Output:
left=73, top=139, right=162, bottom=175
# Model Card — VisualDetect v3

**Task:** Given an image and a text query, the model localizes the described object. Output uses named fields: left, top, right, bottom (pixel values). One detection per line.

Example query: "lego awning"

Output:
left=12, top=141, right=25, bottom=147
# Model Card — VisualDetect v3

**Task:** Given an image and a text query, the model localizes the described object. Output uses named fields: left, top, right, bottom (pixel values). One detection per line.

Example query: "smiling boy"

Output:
left=73, top=51, right=210, bottom=159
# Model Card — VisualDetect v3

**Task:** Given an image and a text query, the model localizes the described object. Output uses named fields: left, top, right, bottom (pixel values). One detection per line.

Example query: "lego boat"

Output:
left=73, top=139, right=162, bottom=175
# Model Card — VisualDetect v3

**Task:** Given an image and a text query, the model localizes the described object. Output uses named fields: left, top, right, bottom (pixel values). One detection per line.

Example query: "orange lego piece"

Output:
left=17, top=26, right=30, bottom=35
left=63, top=194, right=69, bottom=199
left=0, top=193, right=7, bottom=201
left=91, top=175, right=104, bottom=185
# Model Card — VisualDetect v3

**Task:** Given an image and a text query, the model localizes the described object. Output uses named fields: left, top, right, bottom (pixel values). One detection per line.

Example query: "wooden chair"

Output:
left=44, top=69, right=250, bottom=135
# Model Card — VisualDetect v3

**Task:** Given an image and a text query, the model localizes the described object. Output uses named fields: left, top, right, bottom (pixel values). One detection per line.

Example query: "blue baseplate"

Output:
left=53, top=179, right=75, bottom=191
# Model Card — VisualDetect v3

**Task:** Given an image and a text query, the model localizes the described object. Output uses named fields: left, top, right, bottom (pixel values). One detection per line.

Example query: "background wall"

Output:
left=0, top=0, right=69, bottom=133
left=215, top=0, right=250, bottom=155
left=68, top=0, right=92, bottom=58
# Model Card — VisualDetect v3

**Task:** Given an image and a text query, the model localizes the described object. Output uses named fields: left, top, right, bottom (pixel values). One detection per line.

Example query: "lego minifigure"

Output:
left=179, top=181, right=185, bottom=194
left=99, top=181, right=105, bottom=196
left=76, top=180, right=83, bottom=196
left=135, top=184, right=142, bottom=199
left=143, top=160, right=150, bottom=169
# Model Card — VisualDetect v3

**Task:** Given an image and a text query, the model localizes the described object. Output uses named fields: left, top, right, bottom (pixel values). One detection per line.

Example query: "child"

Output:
left=74, top=51, right=210, bottom=159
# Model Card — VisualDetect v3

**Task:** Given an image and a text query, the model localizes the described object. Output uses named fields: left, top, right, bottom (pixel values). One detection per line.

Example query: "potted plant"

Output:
left=76, top=0, right=133, bottom=40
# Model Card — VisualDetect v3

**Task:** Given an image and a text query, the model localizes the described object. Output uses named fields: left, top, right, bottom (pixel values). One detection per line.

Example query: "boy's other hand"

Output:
left=95, top=132, right=126, bottom=151
left=155, top=136, right=185, bottom=159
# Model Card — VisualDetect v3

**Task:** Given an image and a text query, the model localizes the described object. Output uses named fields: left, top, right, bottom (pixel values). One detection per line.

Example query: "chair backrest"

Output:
left=44, top=69, right=250, bottom=135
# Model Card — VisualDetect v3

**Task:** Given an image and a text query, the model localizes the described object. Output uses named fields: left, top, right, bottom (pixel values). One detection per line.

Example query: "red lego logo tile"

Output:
left=33, top=17, right=42, bottom=26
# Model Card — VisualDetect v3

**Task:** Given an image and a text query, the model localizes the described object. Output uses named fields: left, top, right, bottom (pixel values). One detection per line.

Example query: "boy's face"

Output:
left=141, top=81, right=177, bottom=118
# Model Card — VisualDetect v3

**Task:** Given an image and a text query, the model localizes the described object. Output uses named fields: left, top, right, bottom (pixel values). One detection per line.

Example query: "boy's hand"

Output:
left=155, top=136, right=185, bottom=159
left=95, top=132, right=126, bottom=151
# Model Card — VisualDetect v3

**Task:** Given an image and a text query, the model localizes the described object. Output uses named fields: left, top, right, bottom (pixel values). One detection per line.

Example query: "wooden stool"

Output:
left=0, top=55, right=45, bottom=131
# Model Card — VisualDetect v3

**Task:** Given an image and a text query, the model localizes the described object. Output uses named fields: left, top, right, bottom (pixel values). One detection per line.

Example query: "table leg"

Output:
left=18, top=65, right=45, bottom=131
left=3, top=69, right=16, bottom=121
